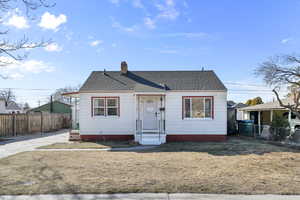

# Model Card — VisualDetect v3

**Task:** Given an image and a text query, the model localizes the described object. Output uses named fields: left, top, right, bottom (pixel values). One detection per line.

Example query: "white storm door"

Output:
left=142, top=97, right=159, bottom=131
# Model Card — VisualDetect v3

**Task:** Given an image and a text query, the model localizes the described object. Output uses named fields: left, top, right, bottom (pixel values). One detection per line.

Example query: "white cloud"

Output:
left=155, top=0, right=180, bottom=20
left=132, top=0, right=143, bottom=8
left=112, top=19, right=138, bottom=32
left=44, top=43, right=62, bottom=52
left=109, top=0, right=120, bottom=5
left=159, top=49, right=178, bottom=54
left=65, top=31, right=73, bottom=41
left=108, top=0, right=143, bottom=8
left=89, top=40, right=103, bottom=47
left=166, top=0, right=175, bottom=6
left=96, top=48, right=104, bottom=54
left=183, top=0, right=188, bottom=8
left=0, top=57, right=55, bottom=79
left=4, top=15, right=29, bottom=29
left=281, top=38, right=292, bottom=44
left=144, top=17, right=156, bottom=29
left=9, top=73, right=25, bottom=80
left=39, top=12, right=67, bottom=31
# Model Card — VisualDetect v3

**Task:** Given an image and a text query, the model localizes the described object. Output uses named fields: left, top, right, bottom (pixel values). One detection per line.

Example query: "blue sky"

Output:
left=0, top=0, right=300, bottom=107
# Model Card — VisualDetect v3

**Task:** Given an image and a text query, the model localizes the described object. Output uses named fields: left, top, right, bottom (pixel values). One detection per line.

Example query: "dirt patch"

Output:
left=37, top=141, right=138, bottom=149
left=1, top=137, right=300, bottom=195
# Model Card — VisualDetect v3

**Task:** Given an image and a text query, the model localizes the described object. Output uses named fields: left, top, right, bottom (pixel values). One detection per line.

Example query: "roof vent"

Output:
left=121, top=61, right=128, bottom=74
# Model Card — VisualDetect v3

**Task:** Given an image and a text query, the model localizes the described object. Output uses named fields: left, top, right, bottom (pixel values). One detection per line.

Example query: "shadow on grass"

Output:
left=122, top=137, right=300, bottom=156
left=38, top=140, right=139, bottom=149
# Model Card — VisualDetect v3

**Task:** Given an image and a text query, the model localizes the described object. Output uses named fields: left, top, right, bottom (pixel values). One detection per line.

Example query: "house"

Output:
left=29, top=100, right=72, bottom=114
left=0, top=98, right=5, bottom=113
left=70, top=62, right=227, bottom=145
left=0, top=98, right=23, bottom=114
left=238, top=98, right=300, bottom=133
left=227, top=101, right=247, bottom=134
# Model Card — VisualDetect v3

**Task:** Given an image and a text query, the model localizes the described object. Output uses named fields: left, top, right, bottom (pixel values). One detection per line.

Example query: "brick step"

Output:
left=69, top=130, right=80, bottom=141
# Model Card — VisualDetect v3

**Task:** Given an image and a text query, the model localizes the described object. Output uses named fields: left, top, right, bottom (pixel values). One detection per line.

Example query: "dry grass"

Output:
left=37, top=141, right=138, bottom=149
left=1, top=137, right=300, bottom=195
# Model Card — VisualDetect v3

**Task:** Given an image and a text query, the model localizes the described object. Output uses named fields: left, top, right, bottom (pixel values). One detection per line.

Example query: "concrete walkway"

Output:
left=1, top=194, right=300, bottom=200
left=35, top=145, right=158, bottom=152
left=0, top=130, right=69, bottom=159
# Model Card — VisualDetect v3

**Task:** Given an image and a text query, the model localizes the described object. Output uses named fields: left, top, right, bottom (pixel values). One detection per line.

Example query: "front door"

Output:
left=142, top=97, right=159, bottom=131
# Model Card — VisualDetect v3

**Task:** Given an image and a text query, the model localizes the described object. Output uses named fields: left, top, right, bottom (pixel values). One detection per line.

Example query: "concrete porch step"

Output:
left=138, top=133, right=165, bottom=145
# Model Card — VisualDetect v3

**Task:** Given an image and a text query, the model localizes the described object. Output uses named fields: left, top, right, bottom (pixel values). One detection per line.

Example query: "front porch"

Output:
left=135, top=94, right=166, bottom=145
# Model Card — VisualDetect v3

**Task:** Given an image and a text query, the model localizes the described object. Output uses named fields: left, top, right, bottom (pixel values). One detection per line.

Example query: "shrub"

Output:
left=270, top=113, right=290, bottom=141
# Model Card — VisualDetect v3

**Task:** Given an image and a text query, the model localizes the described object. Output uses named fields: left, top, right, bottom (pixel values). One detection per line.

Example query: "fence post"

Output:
left=12, top=113, right=16, bottom=137
left=26, top=112, right=29, bottom=134
left=40, top=112, right=43, bottom=134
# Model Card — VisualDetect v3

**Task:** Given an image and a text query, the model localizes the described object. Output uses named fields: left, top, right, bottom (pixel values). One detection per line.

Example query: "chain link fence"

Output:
left=238, top=122, right=300, bottom=143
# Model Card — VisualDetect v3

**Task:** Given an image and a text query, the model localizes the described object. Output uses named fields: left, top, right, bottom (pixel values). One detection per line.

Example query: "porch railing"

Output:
left=135, top=119, right=166, bottom=143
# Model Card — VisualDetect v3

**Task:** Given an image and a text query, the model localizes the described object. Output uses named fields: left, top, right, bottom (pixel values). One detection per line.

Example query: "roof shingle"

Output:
left=80, top=70, right=227, bottom=92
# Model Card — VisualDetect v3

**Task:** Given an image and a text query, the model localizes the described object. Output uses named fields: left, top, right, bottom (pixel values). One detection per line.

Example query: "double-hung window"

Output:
left=92, top=97, right=119, bottom=116
left=183, top=96, right=213, bottom=119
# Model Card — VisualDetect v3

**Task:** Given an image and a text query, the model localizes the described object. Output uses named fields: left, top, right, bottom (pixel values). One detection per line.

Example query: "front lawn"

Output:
left=1, top=137, right=300, bottom=195
left=37, top=141, right=138, bottom=149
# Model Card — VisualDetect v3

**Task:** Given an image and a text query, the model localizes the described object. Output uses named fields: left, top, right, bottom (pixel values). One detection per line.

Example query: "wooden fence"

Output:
left=0, top=112, right=71, bottom=138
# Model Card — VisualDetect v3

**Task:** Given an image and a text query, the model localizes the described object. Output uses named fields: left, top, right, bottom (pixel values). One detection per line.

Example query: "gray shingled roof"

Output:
left=6, top=101, right=21, bottom=110
left=80, top=70, right=227, bottom=92
left=239, top=98, right=293, bottom=111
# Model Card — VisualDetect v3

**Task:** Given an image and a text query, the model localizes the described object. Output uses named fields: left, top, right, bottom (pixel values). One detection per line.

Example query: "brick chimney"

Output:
left=121, top=61, right=128, bottom=74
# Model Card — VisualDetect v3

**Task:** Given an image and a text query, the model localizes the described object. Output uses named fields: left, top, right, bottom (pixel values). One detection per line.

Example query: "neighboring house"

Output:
left=0, top=98, right=23, bottom=114
left=29, top=100, right=71, bottom=114
left=227, top=101, right=247, bottom=134
left=74, top=61, right=227, bottom=145
left=0, top=98, right=5, bottom=113
left=238, top=98, right=300, bottom=133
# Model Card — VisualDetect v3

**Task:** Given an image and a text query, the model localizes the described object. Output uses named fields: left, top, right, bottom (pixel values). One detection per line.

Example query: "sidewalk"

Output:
left=0, top=130, right=69, bottom=159
left=1, top=193, right=300, bottom=200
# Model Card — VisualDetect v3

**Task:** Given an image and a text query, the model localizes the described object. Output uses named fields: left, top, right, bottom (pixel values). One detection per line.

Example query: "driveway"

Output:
left=0, top=130, right=69, bottom=159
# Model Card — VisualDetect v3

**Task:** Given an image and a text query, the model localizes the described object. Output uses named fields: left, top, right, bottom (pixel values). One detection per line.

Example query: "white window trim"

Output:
left=92, top=97, right=120, bottom=117
left=183, top=97, right=213, bottom=120
left=93, top=98, right=105, bottom=116
left=106, top=98, right=119, bottom=116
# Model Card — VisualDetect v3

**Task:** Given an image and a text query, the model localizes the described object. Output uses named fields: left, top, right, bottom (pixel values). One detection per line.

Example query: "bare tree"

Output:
left=0, top=88, right=15, bottom=106
left=51, top=85, right=80, bottom=104
left=256, top=54, right=300, bottom=118
left=0, top=0, right=55, bottom=78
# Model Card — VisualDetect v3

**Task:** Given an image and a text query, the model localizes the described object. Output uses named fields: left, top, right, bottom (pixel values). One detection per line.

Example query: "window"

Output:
left=183, top=97, right=213, bottom=119
left=92, top=97, right=119, bottom=116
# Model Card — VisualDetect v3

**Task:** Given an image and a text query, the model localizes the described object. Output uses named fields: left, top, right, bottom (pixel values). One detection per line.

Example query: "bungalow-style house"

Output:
left=29, top=100, right=71, bottom=114
left=239, top=98, right=300, bottom=134
left=0, top=98, right=23, bottom=114
left=72, top=62, right=227, bottom=145
left=227, top=101, right=247, bottom=134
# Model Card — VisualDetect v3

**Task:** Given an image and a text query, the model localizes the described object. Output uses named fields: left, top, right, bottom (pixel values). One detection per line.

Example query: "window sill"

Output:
left=183, top=118, right=213, bottom=121
left=92, top=116, right=120, bottom=119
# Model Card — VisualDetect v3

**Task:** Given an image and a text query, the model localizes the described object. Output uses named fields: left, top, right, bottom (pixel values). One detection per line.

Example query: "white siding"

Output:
left=79, top=91, right=227, bottom=136
left=0, top=100, right=6, bottom=113
left=79, top=92, right=135, bottom=135
left=165, top=91, right=227, bottom=135
left=236, top=110, right=244, bottom=120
